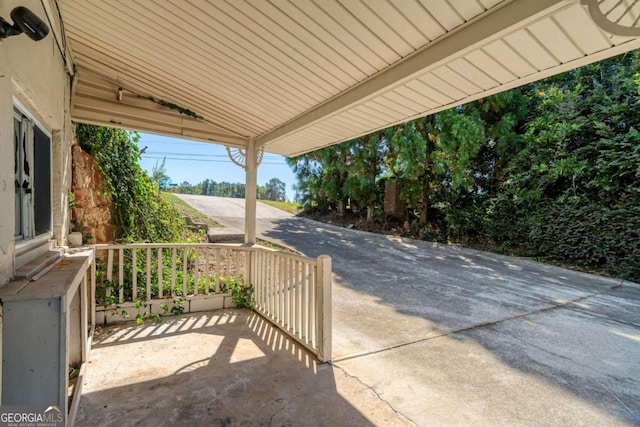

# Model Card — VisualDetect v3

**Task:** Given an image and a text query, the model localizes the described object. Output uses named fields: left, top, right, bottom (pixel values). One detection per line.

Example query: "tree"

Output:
left=200, top=179, right=210, bottom=196
left=151, top=157, right=171, bottom=191
left=385, top=116, right=439, bottom=226
left=344, top=133, right=385, bottom=219
left=175, top=181, right=193, bottom=194
left=285, top=51, right=640, bottom=281
left=287, top=155, right=321, bottom=207
left=262, top=177, right=287, bottom=201
left=288, top=142, right=351, bottom=213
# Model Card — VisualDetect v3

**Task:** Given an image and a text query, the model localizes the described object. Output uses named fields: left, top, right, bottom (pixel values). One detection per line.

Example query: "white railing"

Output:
left=250, top=251, right=332, bottom=362
left=93, top=243, right=332, bottom=361
left=94, top=243, right=247, bottom=302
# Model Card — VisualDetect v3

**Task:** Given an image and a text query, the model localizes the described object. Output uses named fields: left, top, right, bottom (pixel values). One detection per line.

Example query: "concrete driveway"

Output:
left=177, top=195, right=640, bottom=426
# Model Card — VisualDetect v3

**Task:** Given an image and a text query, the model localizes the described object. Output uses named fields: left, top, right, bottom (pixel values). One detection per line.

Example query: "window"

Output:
left=14, top=107, right=51, bottom=241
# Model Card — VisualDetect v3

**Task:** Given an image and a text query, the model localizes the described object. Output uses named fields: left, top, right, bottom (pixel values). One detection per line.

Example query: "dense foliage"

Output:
left=76, top=125, right=184, bottom=242
left=289, top=52, right=640, bottom=281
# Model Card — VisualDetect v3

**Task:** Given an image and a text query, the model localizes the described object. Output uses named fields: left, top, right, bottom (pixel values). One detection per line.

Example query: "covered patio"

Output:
left=59, top=0, right=640, bottom=246
left=49, top=0, right=640, bottom=425
left=75, top=221, right=640, bottom=426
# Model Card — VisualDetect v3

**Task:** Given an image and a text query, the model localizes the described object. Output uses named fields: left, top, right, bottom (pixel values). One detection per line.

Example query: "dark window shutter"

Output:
left=33, top=126, right=51, bottom=235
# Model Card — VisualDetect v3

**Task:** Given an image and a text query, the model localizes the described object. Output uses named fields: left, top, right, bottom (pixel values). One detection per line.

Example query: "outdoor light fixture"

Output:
left=0, top=6, right=49, bottom=41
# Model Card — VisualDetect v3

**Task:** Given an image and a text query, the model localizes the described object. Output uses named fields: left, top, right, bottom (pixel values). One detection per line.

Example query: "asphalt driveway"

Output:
left=178, top=194, right=640, bottom=426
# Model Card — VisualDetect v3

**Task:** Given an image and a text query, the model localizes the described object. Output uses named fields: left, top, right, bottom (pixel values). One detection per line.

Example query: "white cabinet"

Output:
left=0, top=252, right=92, bottom=423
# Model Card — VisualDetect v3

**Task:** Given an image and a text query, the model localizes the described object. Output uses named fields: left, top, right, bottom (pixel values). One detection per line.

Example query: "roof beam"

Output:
left=72, top=104, right=248, bottom=148
left=71, top=72, right=248, bottom=147
left=255, top=0, right=570, bottom=148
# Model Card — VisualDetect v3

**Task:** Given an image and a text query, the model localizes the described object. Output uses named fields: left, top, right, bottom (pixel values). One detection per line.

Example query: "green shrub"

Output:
left=76, top=125, right=183, bottom=243
left=531, top=200, right=640, bottom=280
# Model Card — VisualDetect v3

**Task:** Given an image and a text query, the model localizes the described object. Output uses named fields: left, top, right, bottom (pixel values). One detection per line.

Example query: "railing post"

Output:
left=246, top=249, right=253, bottom=289
left=90, top=247, right=96, bottom=329
left=315, top=255, right=332, bottom=362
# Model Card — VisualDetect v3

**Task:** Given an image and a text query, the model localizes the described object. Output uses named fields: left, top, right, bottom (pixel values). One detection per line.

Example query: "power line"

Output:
left=145, top=151, right=229, bottom=157
left=141, top=155, right=287, bottom=165
left=138, top=140, right=281, bottom=156
left=143, top=150, right=282, bottom=159
left=137, top=139, right=220, bottom=146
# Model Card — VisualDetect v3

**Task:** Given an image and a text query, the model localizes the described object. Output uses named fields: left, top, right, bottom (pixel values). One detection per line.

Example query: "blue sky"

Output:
left=136, top=133, right=298, bottom=201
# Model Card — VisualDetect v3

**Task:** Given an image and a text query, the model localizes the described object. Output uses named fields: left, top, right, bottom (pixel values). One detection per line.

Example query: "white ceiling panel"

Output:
left=56, top=0, right=640, bottom=156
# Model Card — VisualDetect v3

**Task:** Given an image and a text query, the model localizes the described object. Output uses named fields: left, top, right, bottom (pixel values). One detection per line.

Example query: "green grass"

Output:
left=257, top=238, right=299, bottom=254
left=259, top=200, right=302, bottom=214
left=161, top=192, right=223, bottom=228
left=163, top=193, right=299, bottom=253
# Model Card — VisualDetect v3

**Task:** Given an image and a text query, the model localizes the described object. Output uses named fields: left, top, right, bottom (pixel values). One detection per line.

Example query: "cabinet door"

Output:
left=2, top=298, right=63, bottom=407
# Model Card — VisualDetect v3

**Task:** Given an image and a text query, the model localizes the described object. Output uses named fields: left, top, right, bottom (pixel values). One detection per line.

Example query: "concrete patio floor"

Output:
left=77, top=286, right=640, bottom=426
left=167, top=195, right=640, bottom=426
left=76, top=309, right=408, bottom=426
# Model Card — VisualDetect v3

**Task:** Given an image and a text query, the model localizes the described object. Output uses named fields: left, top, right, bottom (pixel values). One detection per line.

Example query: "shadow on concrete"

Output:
left=76, top=310, right=406, bottom=427
left=261, top=217, right=640, bottom=425
left=262, top=218, right=629, bottom=335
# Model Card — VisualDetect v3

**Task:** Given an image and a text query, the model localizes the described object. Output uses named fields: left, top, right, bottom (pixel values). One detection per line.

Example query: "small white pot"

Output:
left=68, top=232, right=83, bottom=247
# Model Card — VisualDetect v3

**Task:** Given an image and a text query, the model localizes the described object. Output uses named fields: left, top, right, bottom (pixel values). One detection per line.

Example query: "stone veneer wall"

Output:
left=71, top=144, right=114, bottom=244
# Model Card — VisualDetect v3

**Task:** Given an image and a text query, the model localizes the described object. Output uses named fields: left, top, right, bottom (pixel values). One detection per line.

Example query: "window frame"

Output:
left=13, top=99, right=53, bottom=247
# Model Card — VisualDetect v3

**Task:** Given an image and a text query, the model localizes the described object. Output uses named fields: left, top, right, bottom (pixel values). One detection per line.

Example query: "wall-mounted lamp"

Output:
left=117, top=88, right=124, bottom=102
left=0, top=6, right=49, bottom=41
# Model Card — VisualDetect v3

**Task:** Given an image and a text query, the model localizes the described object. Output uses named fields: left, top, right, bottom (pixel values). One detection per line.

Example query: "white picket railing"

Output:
left=93, top=243, right=332, bottom=361
left=94, top=243, right=247, bottom=302
left=250, top=250, right=332, bottom=362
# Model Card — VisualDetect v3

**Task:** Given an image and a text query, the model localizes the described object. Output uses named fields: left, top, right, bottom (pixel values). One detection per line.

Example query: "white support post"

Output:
left=245, top=137, right=258, bottom=245
left=316, top=255, right=332, bottom=362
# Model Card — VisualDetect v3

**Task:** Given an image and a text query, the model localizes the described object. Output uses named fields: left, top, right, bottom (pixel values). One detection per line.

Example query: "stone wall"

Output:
left=71, top=144, right=114, bottom=244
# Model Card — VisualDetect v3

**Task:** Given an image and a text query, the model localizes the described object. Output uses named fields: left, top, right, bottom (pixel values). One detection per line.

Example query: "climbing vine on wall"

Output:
left=147, top=96, right=203, bottom=120
left=76, top=124, right=183, bottom=242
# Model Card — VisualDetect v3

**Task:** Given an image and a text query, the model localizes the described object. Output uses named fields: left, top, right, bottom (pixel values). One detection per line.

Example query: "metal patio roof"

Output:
left=59, top=0, right=640, bottom=156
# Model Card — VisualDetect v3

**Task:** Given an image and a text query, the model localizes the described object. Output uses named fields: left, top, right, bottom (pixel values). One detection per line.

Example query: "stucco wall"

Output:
left=0, top=0, right=72, bottom=286
left=0, top=62, right=13, bottom=285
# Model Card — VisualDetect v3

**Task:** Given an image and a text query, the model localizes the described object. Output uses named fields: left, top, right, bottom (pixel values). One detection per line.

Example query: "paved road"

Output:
left=178, top=194, right=640, bottom=426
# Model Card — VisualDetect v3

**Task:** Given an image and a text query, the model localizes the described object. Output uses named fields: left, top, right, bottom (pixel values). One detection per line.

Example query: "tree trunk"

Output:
left=367, top=204, right=374, bottom=220
left=419, top=189, right=428, bottom=226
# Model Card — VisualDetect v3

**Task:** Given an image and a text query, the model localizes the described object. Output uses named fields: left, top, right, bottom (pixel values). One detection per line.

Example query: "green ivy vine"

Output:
left=76, top=124, right=183, bottom=243
left=147, top=96, right=203, bottom=120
